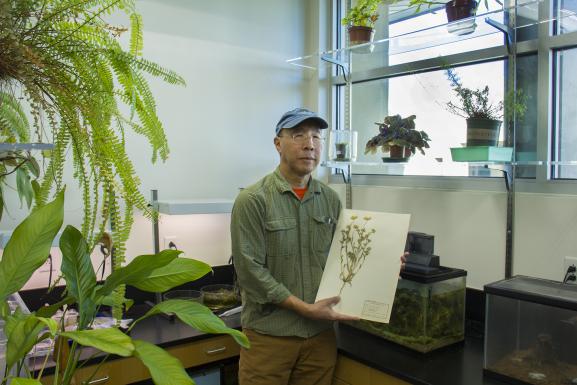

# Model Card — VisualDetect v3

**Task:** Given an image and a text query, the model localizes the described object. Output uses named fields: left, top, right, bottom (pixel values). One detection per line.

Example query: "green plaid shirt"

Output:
left=231, top=168, right=341, bottom=338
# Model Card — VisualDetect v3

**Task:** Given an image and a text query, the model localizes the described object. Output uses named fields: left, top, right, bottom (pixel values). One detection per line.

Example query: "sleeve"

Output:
left=231, top=191, right=292, bottom=305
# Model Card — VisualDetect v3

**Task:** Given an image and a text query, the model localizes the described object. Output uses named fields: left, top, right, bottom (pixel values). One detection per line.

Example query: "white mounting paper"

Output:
left=315, top=209, right=411, bottom=323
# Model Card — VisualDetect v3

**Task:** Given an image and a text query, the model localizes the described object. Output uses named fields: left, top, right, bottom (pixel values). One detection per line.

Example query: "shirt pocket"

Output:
left=265, top=218, right=297, bottom=290
left=312, top=215, right=335, bottom=261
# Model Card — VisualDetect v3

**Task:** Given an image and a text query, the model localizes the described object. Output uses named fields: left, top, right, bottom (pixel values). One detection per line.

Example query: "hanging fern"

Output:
left=0, top=0, right=185, bottom=275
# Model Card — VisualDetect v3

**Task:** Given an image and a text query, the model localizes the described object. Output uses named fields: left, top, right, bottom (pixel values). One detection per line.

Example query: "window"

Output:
left=332, top=0, right=577, bottom=184
left=554, top=48, right=577, bottom=179
left=350, top=61, right=505, bottom=177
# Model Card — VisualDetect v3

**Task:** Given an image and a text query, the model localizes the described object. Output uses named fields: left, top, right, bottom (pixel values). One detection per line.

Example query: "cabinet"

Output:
left=40, top=335, right=240, bottom=385
left=332, top=355, right=409, bottom=385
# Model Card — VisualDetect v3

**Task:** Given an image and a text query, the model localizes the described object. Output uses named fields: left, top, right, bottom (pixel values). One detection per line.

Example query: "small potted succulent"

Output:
left=365, top=114, right=430, bottom=161
left=341, top=0, right=382, bottom=46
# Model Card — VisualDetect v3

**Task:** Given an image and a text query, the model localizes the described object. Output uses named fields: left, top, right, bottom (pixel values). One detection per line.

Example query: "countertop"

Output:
left=336, top=323, right=508, bottom=385
left=29, top=311, right=507, bottom=385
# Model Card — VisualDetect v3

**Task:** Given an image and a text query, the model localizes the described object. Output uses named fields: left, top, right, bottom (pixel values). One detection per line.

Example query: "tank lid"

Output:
left=484, top=275, right=577, bottom=311
left=400, top=265, right=467, bottom=283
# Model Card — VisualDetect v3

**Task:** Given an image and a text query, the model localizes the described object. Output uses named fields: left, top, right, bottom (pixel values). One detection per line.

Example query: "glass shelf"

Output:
left=323, top=159, right=577, bottom=168
left=0, top=143, right=54, bottom=152
left=156, top=199, right=234, bottom=215
left=287, top=0, right=542, bottom=70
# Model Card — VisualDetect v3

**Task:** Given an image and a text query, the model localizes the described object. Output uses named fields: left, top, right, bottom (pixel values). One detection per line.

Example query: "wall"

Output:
left=0, top=0, right=324, bottom=289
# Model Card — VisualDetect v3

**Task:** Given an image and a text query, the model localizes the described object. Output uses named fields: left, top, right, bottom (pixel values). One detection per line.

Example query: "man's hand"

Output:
left=280, top=295, right=359, bottom=322
left=304, top=296, right=360, bottom=321
left=401, top=252, right=408, bottom=271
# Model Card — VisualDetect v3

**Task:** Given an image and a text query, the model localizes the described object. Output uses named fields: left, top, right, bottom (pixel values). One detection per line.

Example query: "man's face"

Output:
left=274, top=123, right=323, bottom=178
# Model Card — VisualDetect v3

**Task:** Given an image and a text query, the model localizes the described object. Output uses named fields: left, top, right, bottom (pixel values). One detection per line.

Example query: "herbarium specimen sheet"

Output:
left=316, top=209, right=410, bottom=323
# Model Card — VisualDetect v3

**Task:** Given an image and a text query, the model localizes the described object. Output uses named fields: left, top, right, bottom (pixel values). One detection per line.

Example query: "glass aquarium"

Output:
left=484, top=276, right=577, bottom=385
left=351, top=266, right=467, bottom=353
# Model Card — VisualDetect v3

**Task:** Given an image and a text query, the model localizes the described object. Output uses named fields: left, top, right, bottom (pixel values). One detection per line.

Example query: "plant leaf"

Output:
left=59, top=225, right=97, bottom=328
left=60, top=328, right=134, bottom=357
left=16, top=167, right=33, bottom=209
left=139, top=300, right=249, bottom=348
left=132, top=258, right=212, bottom=292
left=5, top=314, right=48, bottom=370
left=133, top=340, right=193, bottom=385
left=95, top=249, right=181, bottom=299
left=96, top=293, right=134, bottom=310
left=0, top=190, right=64, bottom=302
left=35, top=296, right=75, bottom=318
left=27, top=156, right=40, bottom=178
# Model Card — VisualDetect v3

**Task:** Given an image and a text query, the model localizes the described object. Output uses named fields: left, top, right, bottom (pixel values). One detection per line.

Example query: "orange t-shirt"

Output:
left=293, top=186, right=308, bottom=200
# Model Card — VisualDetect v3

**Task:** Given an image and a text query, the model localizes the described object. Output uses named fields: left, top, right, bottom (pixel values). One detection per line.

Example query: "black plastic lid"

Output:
left=400, top=265, right=467, bottom=284
left=484, top=275, right=577, bottom=311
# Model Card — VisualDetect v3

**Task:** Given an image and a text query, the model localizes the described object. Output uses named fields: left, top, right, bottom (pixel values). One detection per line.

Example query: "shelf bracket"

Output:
left=321, top=54, right=350, bottom=82
left=337, top=165, right=351, bottom=184
left=485, top=164, right=513, bottom=192
left=485, top=18, right=513, bottom=55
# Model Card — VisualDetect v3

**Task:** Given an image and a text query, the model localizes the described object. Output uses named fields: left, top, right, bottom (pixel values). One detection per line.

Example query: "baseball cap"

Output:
left=275, top=108, right=329, bottom=135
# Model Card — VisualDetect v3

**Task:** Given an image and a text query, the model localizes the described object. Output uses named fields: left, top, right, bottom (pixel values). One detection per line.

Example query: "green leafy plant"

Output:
left=445, top=67, right=527, bottom=123
left=445, top=68, right=503, bottom=120
left=0, top=0, right=185, bottom=264
left=338, top=215, right=376, bottom=296
left=0, top=192, right=249, bottom=385
left=341, top=0, right=382, bottom=28
left=365, top=114, right=430, bottom=156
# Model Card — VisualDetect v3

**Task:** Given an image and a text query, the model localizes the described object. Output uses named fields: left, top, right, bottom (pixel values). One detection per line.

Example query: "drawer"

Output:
left=333, top=356, right=370, bottom=385
left=333, top=355, right=410, bottom=385
left=167, top=335, right=241, bottom=369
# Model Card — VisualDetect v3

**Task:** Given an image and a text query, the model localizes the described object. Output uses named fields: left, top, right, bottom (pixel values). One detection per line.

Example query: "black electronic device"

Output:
left=404, top=232, right=442, bottom=276
left=405, top=231, right=434, bottom=255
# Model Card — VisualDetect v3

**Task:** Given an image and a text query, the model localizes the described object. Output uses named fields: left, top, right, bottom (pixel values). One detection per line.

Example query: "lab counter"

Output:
left=336, top=322, right=508, bottom=385
left=29, top=310, right=507, bottom=385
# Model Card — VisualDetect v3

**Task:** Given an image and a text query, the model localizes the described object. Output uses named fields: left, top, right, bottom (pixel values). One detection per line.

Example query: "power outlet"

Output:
left=563, top=256, right=577, bottom=284
left=163, top=235, right=178, bottom=250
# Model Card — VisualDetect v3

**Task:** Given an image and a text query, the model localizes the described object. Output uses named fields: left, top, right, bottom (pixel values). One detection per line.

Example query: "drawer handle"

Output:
left=85, top=376, right=110, bottom=385
left=206, top=346, right=227, bottom=355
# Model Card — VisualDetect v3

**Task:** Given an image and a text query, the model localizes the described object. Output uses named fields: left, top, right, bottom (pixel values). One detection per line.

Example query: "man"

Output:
left=231, top=108, right=358, bottom=385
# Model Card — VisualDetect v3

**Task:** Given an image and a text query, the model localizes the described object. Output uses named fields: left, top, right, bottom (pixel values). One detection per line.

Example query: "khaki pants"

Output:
left=238, top=328, right=337, bottom=385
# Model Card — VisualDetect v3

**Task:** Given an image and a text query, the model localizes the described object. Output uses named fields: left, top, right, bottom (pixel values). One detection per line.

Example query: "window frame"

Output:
left=329, top=0, right=577, bottom=194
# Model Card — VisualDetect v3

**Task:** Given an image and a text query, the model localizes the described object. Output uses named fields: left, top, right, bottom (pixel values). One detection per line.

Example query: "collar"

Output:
left=273, top=167, right=322, bottom=196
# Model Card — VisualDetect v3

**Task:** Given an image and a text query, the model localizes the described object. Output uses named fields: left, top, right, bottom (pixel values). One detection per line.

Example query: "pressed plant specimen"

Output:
left=338, top=215, right=376, bottom=296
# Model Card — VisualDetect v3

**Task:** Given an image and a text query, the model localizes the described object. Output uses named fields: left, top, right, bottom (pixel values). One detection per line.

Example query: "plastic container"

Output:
left=451, top=146, right=513, bottom=162
left=484, top=276, right=577, bottom=385
left=163, top=290, right=202, bottom=303
left=200, top=284, right=240, bottom=312
left=328, top=130, right=358, bottom=162
left=350, top=266, right=467, bottom=353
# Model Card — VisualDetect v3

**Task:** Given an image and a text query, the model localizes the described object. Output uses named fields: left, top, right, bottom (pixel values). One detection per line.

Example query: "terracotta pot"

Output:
left=348, top=26, right=374, bottom=46
left=388, top=145, right=411, bottom=159
left=445, top=0, right=478, bottom=35
left=466, top=118, right=502, bottom=146
left=445, top=0, right=477, bottom=22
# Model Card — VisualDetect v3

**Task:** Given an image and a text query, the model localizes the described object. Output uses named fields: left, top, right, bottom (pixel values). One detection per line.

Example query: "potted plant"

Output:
left=341, top=0, right=382, bottom=46
left=445, top=67, right=504, bottom=147
left=408, top=0, right=488, bottom=35
left=0, top=0, right=186, bottom=263
left=365, top=114, right=430, bottom=161
left=0, top=192, right=249, bottom=385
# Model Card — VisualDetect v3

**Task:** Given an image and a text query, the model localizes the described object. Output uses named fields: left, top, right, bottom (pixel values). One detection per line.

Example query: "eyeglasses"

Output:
left=278, top=133, right=325, bottom=145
